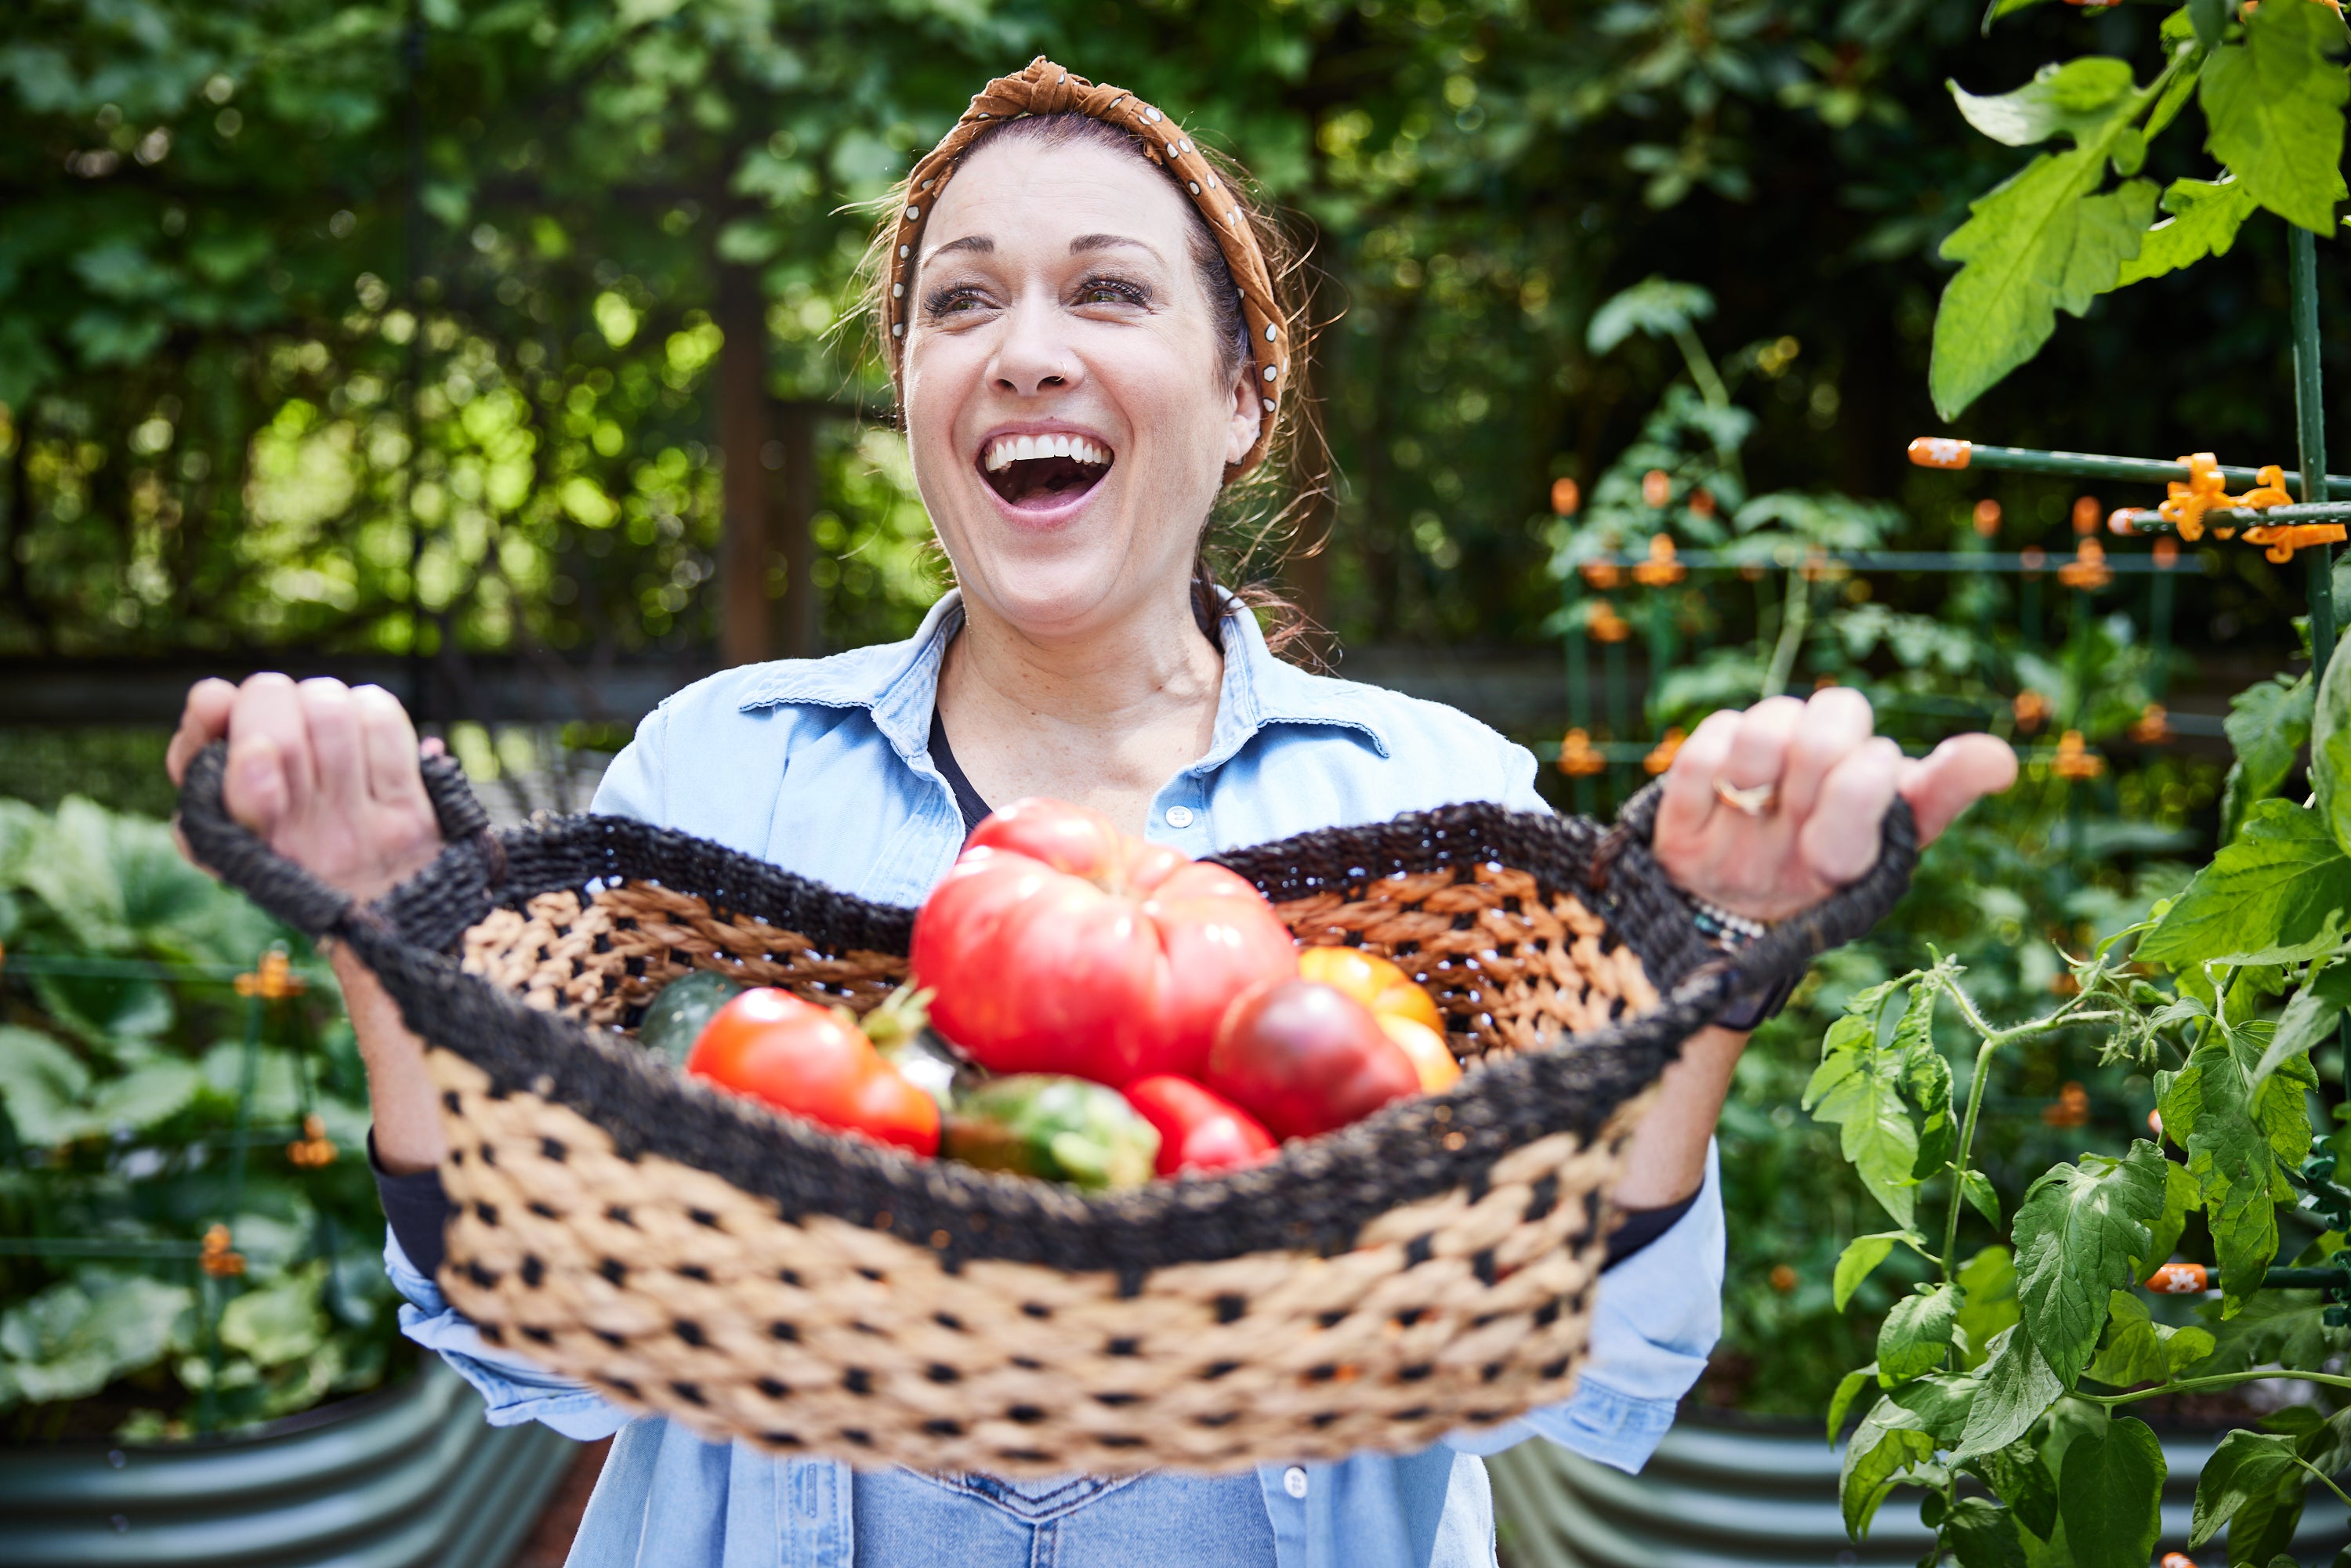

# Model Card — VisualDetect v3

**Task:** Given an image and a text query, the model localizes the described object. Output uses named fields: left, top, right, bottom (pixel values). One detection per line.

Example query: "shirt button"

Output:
left=1165, top=806, right=1195, bottom=829
left=1282, top=1466, right=1309, bottom=1499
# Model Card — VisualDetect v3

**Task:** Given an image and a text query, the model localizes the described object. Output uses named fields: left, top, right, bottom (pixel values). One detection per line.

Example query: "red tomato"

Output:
left=911, top=798, right=1298, bottom=1085
left=685, top=988, right=940, bottom=1157
left=1123, top=1075, right=1278, bottom=1175
left=1205, top=979, right=1422, bottom=1140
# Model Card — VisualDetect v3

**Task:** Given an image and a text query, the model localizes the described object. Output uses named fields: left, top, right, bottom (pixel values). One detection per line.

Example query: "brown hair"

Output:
left=855, top=78, right=1324, bottom=658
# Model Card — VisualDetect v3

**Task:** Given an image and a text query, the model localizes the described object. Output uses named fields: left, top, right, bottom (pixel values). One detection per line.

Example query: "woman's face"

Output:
left=901, top=133, right=1261, bottom=642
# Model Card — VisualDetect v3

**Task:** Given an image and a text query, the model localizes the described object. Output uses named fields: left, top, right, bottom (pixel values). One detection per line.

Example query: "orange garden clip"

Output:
left=1907, top=438, right=2351, bottom=564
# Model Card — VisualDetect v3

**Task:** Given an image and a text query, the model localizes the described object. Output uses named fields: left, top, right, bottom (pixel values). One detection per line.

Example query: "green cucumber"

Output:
left=636, top=970, right=746, bottom=1066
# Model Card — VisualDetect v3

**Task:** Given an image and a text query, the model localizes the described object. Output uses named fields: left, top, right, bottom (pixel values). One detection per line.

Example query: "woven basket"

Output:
left=176, top=744, right=1914, bottom=1476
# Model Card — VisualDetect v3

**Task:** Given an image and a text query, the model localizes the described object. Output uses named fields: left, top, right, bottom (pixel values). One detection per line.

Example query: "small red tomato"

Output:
left=686, top=988, right=940, bottom=1157
left=1123, top=1075, right=1278, bottom=1176
left=1205, top=979, right=1422, bottom=1141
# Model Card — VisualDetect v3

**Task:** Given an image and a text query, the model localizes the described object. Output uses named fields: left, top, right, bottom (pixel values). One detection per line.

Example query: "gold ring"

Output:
left=1712, top=777, right=1778, bottom=817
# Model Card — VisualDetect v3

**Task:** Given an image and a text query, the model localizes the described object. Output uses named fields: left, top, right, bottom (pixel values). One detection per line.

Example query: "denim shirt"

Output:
left=389, top=592, right=1724, bottom=1568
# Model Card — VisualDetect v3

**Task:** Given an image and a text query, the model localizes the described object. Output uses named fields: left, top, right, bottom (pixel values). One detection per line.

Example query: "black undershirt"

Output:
left=929, top=705, right=994, bottom=838
left=369, top=712, right=1697, bottom=1276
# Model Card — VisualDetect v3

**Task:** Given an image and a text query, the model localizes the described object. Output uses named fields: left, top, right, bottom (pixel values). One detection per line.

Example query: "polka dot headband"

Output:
left=885, top=56, right=1289, bottom=474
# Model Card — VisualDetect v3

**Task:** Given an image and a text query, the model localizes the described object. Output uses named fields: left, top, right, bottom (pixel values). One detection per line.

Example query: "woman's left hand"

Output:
left=1653, top=689, right=2016, bottom=924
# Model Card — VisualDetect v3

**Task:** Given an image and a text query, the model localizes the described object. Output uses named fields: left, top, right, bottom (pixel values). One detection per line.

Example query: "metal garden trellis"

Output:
left=1550, top=232, right=2348, bottom=809
left=0, top=944, right=342, bottom=1436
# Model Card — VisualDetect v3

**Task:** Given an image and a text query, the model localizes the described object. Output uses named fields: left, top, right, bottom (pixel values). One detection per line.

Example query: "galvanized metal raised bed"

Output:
left=0, top=1356, right=576, bottom=1568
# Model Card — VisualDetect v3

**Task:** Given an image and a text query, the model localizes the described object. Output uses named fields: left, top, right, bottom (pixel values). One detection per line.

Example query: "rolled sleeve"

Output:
left=385, top=1225, right=631, bottom=1442
left=1447, top=1142, right=1722, bottom=1472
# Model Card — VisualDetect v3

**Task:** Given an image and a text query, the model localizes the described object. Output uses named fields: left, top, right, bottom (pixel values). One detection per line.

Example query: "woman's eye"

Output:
left=1077, top=277, right=1147, bottom=307
left=926, top=288, right=990, bottom=317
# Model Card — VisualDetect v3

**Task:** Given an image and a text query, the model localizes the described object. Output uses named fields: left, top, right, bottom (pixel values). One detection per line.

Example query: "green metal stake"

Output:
left=2290, top=224, right=2335, bottom=678
left=1563, top=585, right=1593, bottom=815
left=1646, top=588, right=1676, bottom=726
left=2147, top=554, right=2176, bottom=701
left=1910, top=436, right=2351, bottom=495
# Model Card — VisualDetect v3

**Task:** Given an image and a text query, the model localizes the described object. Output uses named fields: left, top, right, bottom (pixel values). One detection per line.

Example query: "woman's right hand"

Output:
left=166, top=674, right=445, bottom=904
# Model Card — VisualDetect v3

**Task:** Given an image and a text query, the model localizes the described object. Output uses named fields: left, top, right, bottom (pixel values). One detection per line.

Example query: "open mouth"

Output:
left=981, top=433, right=1114, bottom=510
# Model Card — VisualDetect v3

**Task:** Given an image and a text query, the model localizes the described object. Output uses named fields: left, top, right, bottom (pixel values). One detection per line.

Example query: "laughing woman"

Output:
left=168, top=58, right=2012, bottom=1568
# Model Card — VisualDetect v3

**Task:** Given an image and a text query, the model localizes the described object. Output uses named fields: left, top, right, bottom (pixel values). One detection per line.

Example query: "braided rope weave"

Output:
left=176, top=745, right=1914, bottom=1472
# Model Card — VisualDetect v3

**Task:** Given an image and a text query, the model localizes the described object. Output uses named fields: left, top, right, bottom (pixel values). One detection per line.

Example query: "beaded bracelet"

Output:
left=1680, top=891, right=1795, bottom=1030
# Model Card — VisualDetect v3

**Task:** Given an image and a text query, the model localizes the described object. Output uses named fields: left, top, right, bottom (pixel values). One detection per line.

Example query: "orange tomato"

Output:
left=1296, top=946, right=1444, bottom=1033
left=1377, top=1014, right=1462, bottom=1092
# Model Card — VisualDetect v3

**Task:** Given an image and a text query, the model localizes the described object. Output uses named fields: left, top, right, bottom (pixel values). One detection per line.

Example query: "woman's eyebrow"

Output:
left=1068, top=234, right=1161, bottom=261
left=925, top=234, right=993, bottom=260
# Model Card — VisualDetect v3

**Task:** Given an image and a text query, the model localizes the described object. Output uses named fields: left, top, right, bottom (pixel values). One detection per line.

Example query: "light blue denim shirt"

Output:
left=389, top=592, right=1724, bottom=1568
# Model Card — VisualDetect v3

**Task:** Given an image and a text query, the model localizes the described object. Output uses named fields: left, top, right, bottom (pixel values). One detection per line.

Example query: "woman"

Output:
left=168, top=59, right=2013, bottom=1568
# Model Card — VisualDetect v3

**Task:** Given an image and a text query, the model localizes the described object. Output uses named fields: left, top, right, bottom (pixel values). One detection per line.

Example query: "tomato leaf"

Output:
left=1896, top=990, right=1957, bottom=1181
left=2219, top=673, right=2314, bottom=845
left=2192, top=1429, right=2306, bottom=1548
left=1842, top=1396, right=1937, bottom=1540
left=2188, top=0, right=2227, bottom=50
left=2115, top=173, right=2261, bottom=287
left=2257, top=957, right=2351, bottom=1088
left=2057, top=1417, right=2165, bottom=1568
left=1962, top=1168, right=2002, bottom=1228
left=2012, top=1142, right=2169, bottom=1382
left=1829, top=1361, right=1880, bottom=1444
left=2200, top=0, right=2350, bottom=234
left=1950, top=58, right=2137, bottom=147
left=1835, top=1229, right=1910, bottom=1310
left=2144, top=1157, right=2202, bottom=1276
left=2313, top=621, right=2351, bottom=852
left=1808, top=1003, right=1923, bottom=1229
left=1929, top=147, right=2159, bottom=419
left=1955, top=1244, right=2022, bottom=1371
left=1879, top=1281, right=1965, bottom=1382
left=2198, top=1289, right=2349, bottom=1378
left=1962, top=1437, right=2062, bottom=1541
left=2139, top=799, right=2351, bottom=967
left=1957, top=1325, right=2065, bottom=1458
left=2164, top=1032, right=2314, bottom=1315
left=1940, top=1495, right=2027, bottom=1568
left=1890, top=1368, right=1981, bottom=1444
left=2084, top=1289, right=2216, bottom=1385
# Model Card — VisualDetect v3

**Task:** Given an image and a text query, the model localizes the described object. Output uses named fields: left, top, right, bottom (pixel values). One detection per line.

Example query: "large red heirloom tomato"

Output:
left=909, top=797, right=1298, bottom=1085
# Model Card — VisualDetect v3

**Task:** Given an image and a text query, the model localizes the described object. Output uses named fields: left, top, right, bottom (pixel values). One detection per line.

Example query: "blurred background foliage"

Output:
left=3, top=0, right=2341, bottom=667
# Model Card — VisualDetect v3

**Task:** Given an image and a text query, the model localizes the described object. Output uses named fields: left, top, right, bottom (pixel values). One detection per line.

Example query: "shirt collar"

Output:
left=733, top=588, right=1393, bottom=766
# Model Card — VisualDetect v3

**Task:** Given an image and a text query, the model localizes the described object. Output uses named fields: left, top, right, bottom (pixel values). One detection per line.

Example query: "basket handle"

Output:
left=1598, top=777, right=1920, bottom=980
left=175, top=737, right=494, bottom=939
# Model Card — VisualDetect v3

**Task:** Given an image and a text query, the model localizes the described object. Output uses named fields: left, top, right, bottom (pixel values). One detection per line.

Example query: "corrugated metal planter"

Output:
left=0, top=1358, right=578, bottom=1567
left=1490, top=1408, right=2351, bottom=1568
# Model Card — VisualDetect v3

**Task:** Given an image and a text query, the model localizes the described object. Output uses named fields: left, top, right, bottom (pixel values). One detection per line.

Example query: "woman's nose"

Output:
left=987, top=298, right=1084, bottom=397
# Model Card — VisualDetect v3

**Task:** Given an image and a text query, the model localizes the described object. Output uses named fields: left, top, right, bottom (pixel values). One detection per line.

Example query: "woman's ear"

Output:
left=1223, top=366, right=1265, bottom=467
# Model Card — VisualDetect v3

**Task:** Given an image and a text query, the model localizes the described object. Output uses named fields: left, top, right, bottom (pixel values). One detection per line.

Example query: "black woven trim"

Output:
left=176, top=744, right=1918, bottom=1274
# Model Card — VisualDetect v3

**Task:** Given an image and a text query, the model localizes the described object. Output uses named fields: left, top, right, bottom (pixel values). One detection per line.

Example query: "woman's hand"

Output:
left=165, top=674, right=444, bottom=903
left=1653, top=689, right=2016, bottom=924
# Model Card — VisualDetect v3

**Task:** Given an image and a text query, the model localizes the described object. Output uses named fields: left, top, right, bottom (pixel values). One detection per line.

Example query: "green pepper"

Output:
left=943, top=1075, right=1161, bottom=1190
left=637, top=970, right=746, bottom=1066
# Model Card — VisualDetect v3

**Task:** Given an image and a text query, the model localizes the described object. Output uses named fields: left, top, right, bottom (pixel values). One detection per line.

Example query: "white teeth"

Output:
left=980, top=434, right=1114, bottom=472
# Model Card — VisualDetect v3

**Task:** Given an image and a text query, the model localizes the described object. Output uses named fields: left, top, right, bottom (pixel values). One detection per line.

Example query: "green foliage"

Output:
left=2220, top=672, right=2315, bottom=845
left=1929, top=59, right=2161, bottom=420
left=2199, top=0, right=2351, bottom=234
left=1929, top=0, right=2348, bottom=415
left=2139, top=798, right=2351, bottom=965
left=2054, top=1415, right=2164, bottom=1568
left=1879, top=1281, right=1964, bottom=1382
left=0, top=795, right=394, bottom=1441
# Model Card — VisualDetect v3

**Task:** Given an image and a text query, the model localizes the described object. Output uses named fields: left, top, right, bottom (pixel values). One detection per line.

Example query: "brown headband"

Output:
left=884, top=56, right=1288, bottom=474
